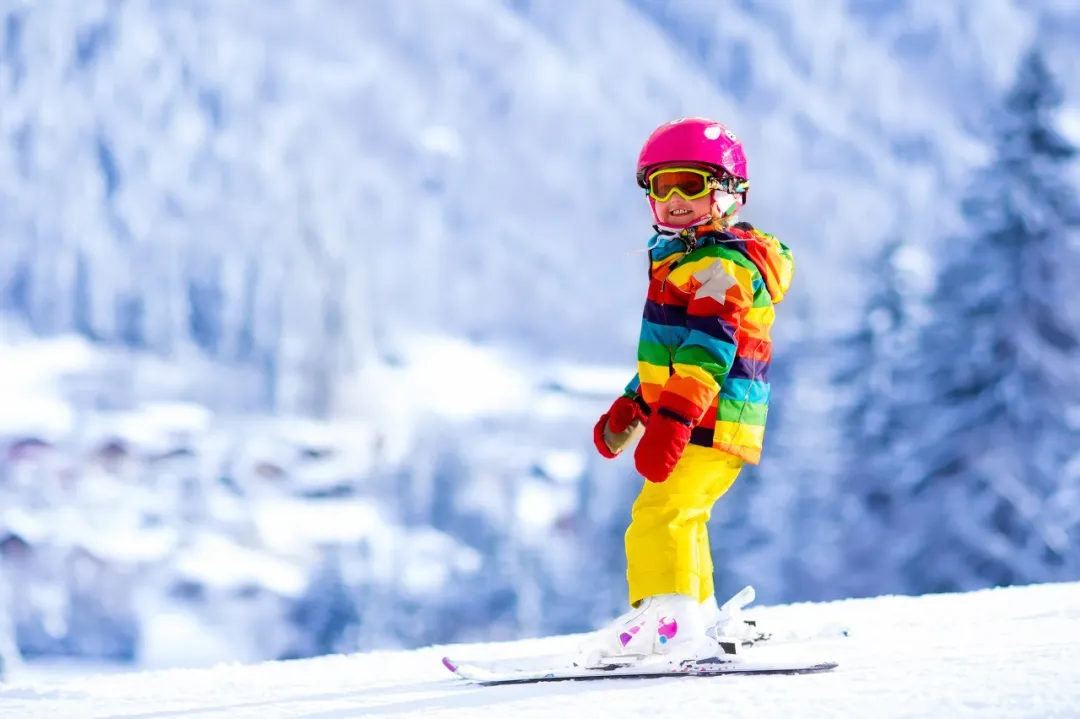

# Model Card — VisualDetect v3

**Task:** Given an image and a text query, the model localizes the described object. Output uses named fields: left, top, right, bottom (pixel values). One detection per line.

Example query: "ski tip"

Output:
left=441, top=656, right=458, bottom=673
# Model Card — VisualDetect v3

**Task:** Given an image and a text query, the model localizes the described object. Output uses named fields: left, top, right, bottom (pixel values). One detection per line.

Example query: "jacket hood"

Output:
left=712, top=223, right=793, bottom=304
left=741, top=225, right=793, bottom=304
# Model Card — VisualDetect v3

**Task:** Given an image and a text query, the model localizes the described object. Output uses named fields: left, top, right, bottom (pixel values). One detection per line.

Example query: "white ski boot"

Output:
left=701, top=585, right=771, bottom=647
left=575, top=592, right=713, bottom=669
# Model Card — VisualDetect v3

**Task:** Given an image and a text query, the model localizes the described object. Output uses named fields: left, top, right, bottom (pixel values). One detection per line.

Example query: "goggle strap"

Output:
left=645, top=168, right=749, bottom=200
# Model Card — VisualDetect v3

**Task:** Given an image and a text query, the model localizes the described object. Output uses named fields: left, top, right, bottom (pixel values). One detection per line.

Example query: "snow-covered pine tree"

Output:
left=709, top=311, right=845, bottom=605
left=767, top=325, right=849, bottom=603
left=708, top=351, right=797, bottom=604
left=889, top=48, right=1080, bottom=595
left=833, top=237, right=933, bottom=598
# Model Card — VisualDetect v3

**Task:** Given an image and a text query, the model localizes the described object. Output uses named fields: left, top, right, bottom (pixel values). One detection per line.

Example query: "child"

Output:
left=581, top=117, right=794, bottom=667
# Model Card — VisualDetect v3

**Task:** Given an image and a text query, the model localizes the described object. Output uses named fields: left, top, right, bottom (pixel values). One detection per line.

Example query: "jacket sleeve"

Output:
left=621, top=373, right=652, bottom=414
left=656, top=256, right=756, bottom=425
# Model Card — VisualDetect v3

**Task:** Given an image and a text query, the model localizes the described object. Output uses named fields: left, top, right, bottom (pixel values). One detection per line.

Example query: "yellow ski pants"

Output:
left=625, top=444, right=745, bottom=606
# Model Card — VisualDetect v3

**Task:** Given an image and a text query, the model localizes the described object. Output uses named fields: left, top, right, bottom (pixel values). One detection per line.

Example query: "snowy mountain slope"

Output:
left=843, top=1, right=1080, bottom=127
left=5, top=581, right=1080, bottom=718
left=5, top=0, right=1075, bottom=413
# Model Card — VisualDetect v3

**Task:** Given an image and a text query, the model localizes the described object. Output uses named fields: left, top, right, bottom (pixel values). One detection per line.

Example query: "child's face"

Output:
left=654, top=191, right=713, bottom=227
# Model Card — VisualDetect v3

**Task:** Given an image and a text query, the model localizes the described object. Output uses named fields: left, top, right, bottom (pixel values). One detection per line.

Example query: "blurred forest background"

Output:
left=0, top=0, right=1079, bottom=674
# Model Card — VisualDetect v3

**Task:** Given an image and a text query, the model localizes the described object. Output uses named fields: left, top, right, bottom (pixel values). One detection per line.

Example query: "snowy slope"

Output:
left=4, top=0, right=1078, bottom=415
left=4, top=581, right=1080, bottom=718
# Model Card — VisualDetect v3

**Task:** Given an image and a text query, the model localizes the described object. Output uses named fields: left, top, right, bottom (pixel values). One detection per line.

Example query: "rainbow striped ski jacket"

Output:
left=624, top=222, right=794, bottom=464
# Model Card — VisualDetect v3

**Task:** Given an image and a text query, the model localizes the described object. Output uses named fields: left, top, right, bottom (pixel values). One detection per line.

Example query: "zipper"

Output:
left=659, top=247, right=692, bottom=375
left=653, top=227, right=702, bottom=380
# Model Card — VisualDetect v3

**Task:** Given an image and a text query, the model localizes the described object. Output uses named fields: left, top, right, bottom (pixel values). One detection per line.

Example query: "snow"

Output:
left=15, top=0, right=1074, bottom=417
left=0, top=328, right=627, bottom=669
left=515, top=480, right=563, bottom=533
left=67, top=522, right=178, bottom=565
left=173, top=532, right=308, bottom=599
left=535, top=450, right=586, bottom=484
left=136, top=608, right=252, bottom=671
left=0, top=1, right=1077, bottom=696
left=103, top=402, right=215, bottom=446
left=0, top=333, right=98, bottom=436
left=1058, top=106, right=1080, bottom=146
left=541, top=364, right=633, bottom=399
left=360, top=333, right=536, bottom=420
left=4, top=581, right=1080, bottom=718
left=396, top=528, right=484, bottom=599
left=252, top=498, right=388, bottom=552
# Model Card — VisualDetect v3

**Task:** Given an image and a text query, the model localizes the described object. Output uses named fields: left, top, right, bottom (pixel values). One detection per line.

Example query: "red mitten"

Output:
left=633, top=409, right=693, bottom=482
left=593, top=395, right=649, bottom=458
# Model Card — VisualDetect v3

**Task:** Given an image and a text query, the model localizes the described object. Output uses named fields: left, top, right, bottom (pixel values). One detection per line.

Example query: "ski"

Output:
left=710, top=586, right=850, bottom=647
left=442, top=654, right=838, bottom=685
left=733, top=617, right=850, bottom=647
left=440, top=585, right=846, bottom=685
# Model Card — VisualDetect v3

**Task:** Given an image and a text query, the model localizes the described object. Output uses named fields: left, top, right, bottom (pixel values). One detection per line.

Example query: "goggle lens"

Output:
left=648, top=168, right=712, bottom=202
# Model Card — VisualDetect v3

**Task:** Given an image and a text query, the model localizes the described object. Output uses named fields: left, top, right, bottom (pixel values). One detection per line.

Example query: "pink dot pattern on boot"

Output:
left=657, top=617, right=678, bottom=644
left=619, top=624, right=641, bottom=647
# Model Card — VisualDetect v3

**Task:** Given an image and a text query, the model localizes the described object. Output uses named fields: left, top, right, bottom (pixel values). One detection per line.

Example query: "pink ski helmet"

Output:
left=636, top=117, right=749, bottom=221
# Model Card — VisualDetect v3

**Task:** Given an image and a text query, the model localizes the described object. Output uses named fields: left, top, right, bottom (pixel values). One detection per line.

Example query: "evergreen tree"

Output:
left=833, top=237, right=932, bottom=597
left=711, top=316, right=844, bottom=605
left=890, top=48, right=1080, bottom=594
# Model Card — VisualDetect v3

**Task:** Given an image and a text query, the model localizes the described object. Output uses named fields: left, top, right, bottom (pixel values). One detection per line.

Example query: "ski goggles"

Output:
left=646, top=167, right=714, bottom=202
left=646, top=167, right=749, bottom=202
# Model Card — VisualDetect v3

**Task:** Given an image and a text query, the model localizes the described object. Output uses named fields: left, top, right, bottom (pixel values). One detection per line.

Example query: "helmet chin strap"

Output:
left=653, top=216, right=712, bottom=235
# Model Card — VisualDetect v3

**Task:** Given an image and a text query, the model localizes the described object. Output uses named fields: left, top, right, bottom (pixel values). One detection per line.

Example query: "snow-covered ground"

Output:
left=0, top=328, right=643, bottom=668
left=3, top=581, right=1079, bottom=718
